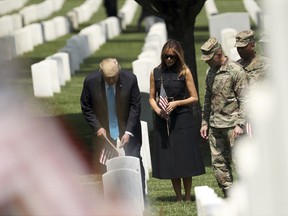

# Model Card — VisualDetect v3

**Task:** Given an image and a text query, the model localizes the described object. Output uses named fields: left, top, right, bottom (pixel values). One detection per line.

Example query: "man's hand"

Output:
left=119, top=133, right=130, bottom=148
left=200, top=125, right=209, bottom=140
left=96, top=128, right=107, bottom=139
left=233, top=125, right=244, bottom=138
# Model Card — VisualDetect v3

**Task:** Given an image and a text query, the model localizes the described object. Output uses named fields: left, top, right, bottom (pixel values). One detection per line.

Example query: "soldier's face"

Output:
left=237, top=43, right=254, bottom=59
left=206, top=52, right=221, bottom=68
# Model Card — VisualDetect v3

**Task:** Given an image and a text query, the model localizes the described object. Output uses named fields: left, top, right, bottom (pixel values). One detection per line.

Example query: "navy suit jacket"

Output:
left=80, top=70, right=142, bottom=146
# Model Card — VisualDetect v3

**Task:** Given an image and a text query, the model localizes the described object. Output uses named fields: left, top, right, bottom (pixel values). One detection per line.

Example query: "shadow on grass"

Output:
left=153, top=195, right=196, bottom=203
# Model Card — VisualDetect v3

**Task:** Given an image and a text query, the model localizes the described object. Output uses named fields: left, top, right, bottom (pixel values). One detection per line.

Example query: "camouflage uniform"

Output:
left=235, top=30, right=270, bottom=88
left=235, top=30, right=270, bottom=138
left=200, top=37, right=248, bottom=193
left=237, top=55, right=270, bottom=87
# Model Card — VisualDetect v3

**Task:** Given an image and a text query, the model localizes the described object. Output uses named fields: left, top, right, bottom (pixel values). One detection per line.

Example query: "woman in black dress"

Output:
left=149, top=39, right=205, bottom=201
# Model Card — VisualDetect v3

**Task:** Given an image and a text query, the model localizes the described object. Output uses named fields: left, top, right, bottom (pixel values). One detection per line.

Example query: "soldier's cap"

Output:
left=235, top=30, right=255, bottom=47
left=200, top=37, right=221, bottom=61
left=99, top=58, right=121, bottom=77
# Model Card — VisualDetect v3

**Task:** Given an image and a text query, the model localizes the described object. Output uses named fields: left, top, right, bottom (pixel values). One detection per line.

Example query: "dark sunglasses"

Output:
left=164, top=54, right=177, bottom=59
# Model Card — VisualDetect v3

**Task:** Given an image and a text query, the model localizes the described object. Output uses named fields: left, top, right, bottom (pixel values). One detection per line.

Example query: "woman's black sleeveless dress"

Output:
left=152, top=68, right=205, bottom=179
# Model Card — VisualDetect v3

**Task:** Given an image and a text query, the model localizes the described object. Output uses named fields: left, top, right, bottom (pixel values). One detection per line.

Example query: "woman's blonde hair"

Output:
left=159, top=39, right=188, bottom=77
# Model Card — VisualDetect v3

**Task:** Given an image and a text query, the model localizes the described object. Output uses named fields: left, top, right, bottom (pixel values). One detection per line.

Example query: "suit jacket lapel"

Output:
left=116, top=74, right=124, bottom=133
left=116, top=75, right=122, bottom=104
left=97, top=75, right=108, bottom=118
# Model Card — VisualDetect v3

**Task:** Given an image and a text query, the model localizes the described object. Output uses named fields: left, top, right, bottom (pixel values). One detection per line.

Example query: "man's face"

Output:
left=237, top=43, right=254, bottom=59
left=103, top=73, right=119, bottom=85
left=205, top=52, right=220, bottom=68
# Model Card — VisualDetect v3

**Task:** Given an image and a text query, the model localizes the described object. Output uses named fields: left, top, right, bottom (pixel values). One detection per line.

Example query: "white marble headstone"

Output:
left=106, top=156, right=144, bottom=210
left=103, top=168, right=144, bottom=215
left=53, top=52, right=71, bottom=82
left=208, top=12, right=250, bottom=42
left=31, top=61, right=54, bottom=97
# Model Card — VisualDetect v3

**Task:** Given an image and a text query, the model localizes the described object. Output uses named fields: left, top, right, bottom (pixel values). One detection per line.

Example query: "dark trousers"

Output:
left=104, top=0, right=117, bottom=17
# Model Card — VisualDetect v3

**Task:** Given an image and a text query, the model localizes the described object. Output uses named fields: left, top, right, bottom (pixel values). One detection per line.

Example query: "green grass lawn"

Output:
left=3, top=0, right=250, bottom=215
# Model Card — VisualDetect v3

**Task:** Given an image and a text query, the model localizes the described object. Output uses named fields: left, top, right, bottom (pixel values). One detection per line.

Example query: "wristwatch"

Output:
left=237, top=124, right=244, bottom=129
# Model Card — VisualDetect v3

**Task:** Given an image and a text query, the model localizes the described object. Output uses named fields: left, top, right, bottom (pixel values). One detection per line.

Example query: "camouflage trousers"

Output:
left=208, top=127, right=237, bottom=191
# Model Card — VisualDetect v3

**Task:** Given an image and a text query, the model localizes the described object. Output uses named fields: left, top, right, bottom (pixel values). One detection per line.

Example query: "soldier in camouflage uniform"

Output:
left=199, top=37, right=248, bottom=197
left=235, top=30, right=270, bottom=88
left=235, top=30, right=270, bottom=137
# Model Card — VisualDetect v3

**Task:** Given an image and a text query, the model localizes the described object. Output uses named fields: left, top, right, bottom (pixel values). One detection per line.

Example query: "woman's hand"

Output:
left=166, top=101, right=178, bottom=114
left=156, top=107, right=169, bottom=119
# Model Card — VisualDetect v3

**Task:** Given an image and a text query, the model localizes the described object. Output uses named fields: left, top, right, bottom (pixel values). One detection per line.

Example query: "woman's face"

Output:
left=164, top=48, right=177, bottom=67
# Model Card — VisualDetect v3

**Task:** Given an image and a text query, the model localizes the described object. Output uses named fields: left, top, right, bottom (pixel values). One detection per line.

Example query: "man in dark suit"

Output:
left=80, top=58, right=145, bottom=195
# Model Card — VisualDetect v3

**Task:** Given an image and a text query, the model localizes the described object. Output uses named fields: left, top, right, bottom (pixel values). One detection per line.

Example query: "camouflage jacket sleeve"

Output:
left=234, top=66, right=248, bottom=126
left=201, top=69, right=213, bottom=127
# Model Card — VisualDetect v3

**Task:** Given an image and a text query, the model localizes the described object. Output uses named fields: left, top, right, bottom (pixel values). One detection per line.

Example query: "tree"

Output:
left=135, top=0, right=206, bottom=132
left=135, top=0, right=206, bottom=94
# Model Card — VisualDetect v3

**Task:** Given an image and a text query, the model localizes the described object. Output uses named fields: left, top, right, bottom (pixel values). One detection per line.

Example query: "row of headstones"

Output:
left=0, top=0, right=103, bottom=60
left=0, top=0, right=27, bottom=16
left=67, top=0, right=138, bottom=34
left=19, top=0, right=65, bottom=26
left=243, top=0, right=263, bottom=27
left=0, top=16, right=70, bottom=60
left=0, top=0, right=65, bottom=38
left=118, top=0, right=139, bottom=30
left=66, top=0, right=103, bottom=30
left=30, top=16, right=120, bottom=97
left=205, top=0, right=251, bottom=61
left=204, top=0, right=268, bottom=60
left=132, top=22, right=167, bottom=131
left=0, top=12, right=24, bottom=37
left=30, top=0, right=138, bottom=97
left=204, top=0, right=263, bottom=28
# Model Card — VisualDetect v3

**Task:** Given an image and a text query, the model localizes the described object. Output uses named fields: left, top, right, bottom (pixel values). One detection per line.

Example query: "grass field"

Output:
left=2, top=0, right=253, bottom=215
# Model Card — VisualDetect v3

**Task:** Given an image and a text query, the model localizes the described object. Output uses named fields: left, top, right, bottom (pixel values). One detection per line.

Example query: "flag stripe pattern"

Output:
left=246, top=122, right=252, bottom=138
left=99, top=145, right=118, bottom=165
left=159, top=83, right=169, bottom=117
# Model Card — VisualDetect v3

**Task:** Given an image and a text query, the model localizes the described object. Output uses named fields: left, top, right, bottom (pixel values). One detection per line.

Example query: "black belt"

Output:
left=167, top=96, right=185, bottom=102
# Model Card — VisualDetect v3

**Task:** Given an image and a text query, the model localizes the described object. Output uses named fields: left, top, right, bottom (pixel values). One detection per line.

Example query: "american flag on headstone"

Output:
left=99, top=137, right=119, bottom=165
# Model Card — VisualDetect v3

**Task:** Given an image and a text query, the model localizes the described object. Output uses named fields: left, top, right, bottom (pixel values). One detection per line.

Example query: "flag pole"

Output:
left=166, top=119, right=170, bottom=136
left=104, top=136, right=120, bottom=155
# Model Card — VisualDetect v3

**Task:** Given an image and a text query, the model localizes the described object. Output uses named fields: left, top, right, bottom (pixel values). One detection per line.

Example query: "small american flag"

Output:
left=159, top=82, right=169, bottom=120
left=158, top=80, right=170, bottom=135
left=99, top=137, right=119, bottom=165
left=246, top=122, right=252, bottom=138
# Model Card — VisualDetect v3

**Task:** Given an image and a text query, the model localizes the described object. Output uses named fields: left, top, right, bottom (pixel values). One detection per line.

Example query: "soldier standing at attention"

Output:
left=235, top=30, right=270, bottom=88
left=235, top=30, right=270, bottom=137
left=199, top=37, right=248, bottom=197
